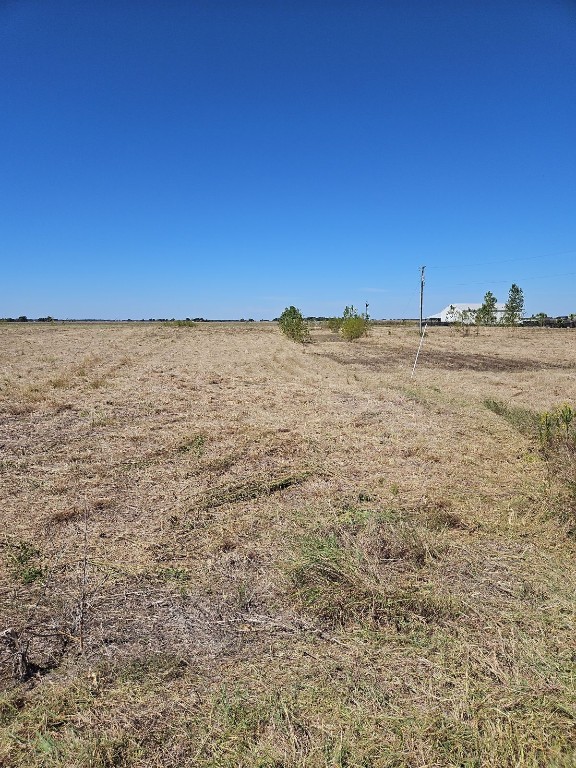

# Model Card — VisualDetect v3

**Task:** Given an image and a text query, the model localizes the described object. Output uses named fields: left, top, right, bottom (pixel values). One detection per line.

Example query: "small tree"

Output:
left=445, top=305, right=459, bottom=323
left=533, top=312, right=548, bottom=327
left=476, top=291, right=498, bottom=326
left=446, top=305, right=475, bottom=333
left=278, top=306, right=310, bottom=344
left=502, top=284, right=524, bottom=325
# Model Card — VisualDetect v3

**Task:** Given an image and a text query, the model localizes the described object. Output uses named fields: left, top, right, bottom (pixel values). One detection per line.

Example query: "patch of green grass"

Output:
left=336, top=503, right=373, bottom=530
left=177, top=434, right=205, bottom=457
left=156, top=567, right=191, bottom=583
left=537, top=404, right=576, bottom=528
left=484, top=399, right=540, bottom=436
left=5, top=541, right=43, bottom=585
left=1, top=653, right=575, bottom=768
left=288, top=533, right=456, bottom=628
left=326, top=317, right=343, bottom=333
left=402, top=387, right=429, bottom=406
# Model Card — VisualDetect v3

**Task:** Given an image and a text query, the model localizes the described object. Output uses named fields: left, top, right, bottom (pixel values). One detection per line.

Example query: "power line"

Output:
left=426, top=248, right=576, bottom=271
left=439, top=270, right=576, bottom=291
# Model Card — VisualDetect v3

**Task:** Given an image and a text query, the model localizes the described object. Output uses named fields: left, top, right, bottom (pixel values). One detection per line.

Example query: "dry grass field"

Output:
left=1, top=321, right=575, bottom=767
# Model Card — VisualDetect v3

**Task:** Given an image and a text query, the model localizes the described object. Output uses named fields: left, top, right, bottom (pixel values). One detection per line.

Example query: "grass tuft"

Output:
left=4, top=541, right=43, bottom=584
left=288, top=531, right=457, bottom=628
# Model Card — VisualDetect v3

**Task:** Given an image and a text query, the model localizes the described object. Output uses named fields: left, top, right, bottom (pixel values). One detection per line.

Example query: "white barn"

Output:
left=428, top=303, right=507, bottom=324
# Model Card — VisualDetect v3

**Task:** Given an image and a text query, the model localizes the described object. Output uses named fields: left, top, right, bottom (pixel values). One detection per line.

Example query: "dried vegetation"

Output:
left=0, top=322, right=575, bottom=766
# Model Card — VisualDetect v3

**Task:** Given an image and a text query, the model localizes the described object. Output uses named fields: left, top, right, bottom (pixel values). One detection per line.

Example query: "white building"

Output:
left=428, top=303, right=507, bottom=324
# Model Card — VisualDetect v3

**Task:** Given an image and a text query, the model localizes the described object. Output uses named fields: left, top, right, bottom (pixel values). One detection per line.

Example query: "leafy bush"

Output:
left=163, top=320, right=196, bottom=327
left=340, top=306, right=370, bottom=341
left=278, top=306, right=310, bottom=344
left=327, top=317, right=343, bottom=333
left=341, top=316, right=368, bottom=340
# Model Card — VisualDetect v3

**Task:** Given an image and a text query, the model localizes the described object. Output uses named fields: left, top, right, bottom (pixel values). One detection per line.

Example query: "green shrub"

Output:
left=341, top=316, right=369, bottom=340
left=327, top=317, right=343, bottom=333
left=278, top=306, right=310, bottom=344
left=163, top=320, right=196, bottom=327
left=339, top=305, right=370, bottom=341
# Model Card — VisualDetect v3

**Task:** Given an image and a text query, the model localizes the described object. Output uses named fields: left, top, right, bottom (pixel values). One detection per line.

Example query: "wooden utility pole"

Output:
left=419, top=266, right=425, bottom=334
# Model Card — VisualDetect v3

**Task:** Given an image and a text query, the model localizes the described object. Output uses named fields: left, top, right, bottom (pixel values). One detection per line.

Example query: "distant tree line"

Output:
left=0, top=316, right=55, bottom=322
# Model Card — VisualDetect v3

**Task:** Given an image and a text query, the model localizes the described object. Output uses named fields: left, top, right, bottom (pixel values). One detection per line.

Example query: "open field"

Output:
left=1, top=322, right=575, bottom=767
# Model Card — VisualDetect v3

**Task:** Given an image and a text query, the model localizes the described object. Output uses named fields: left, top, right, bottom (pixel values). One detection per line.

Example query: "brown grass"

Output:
left=0, top=322, right=575, bottom=766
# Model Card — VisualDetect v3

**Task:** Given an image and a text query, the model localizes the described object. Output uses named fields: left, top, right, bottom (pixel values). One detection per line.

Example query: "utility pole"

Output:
left=419, top=266, right=425, bottom=334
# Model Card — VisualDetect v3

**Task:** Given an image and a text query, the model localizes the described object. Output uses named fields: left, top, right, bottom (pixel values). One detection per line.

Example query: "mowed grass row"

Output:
left=0, top=322, right=575, bottom=766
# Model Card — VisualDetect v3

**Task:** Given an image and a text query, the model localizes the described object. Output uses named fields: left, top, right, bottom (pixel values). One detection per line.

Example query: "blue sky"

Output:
left=2, top=0, right=575, bottom=319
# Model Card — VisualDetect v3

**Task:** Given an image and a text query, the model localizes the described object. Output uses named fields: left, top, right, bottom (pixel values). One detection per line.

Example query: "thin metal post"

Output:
left=419, top=266, right=425, bottom=334
left=411, top=323, right=428, bottom=378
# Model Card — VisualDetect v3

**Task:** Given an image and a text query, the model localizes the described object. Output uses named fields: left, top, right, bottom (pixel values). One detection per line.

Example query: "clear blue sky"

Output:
left=2, top=0, right=575, bottom=319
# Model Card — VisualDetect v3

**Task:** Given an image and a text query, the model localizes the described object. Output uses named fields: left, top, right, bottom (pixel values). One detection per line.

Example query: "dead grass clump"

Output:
left=1, top=665, right=574, bottom=768
left=419, top=499, right=466, bottom=530
left=49, top=498, right=112, bottom=524
left=362, top=518, right=442, bottom=565
left=0, top=679, right=141, bottom=768
left=106, top=652, right=189, bottom=687
left=51, top=401, right=74, bottom=414
left=2, top=402, right=36, bottom=416
left=188, top=472, right=311, bottom=512
left=335, top=505, right=447, bottom=562
left=21, top=386, right=46, bottom=405
left=74, top=354, right=101, bottom=377
left=49, top=374, right=73, bottom=389
left=88, top=376, right=106, bottom=389
left=50, top=508, right=84, bottom=524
